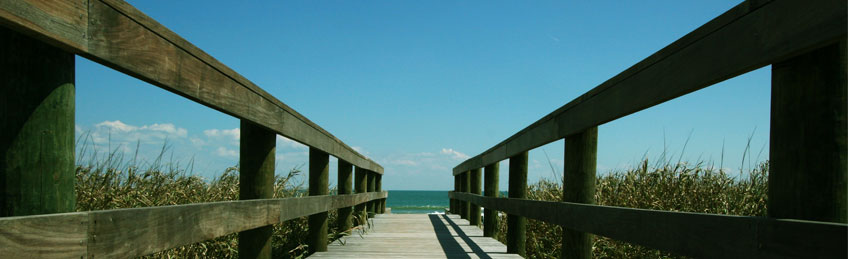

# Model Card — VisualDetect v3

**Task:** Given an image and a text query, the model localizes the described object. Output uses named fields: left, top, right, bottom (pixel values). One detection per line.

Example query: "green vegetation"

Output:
left=493, top=159, right=769, bottom=258
left=74, top=143, right=361, bottom=258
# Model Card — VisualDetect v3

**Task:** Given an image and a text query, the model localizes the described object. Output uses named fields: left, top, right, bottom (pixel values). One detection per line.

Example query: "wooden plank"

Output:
left=0, top=212, right=88, bottom=258
left=450, top=192, right=848, bottom=258
left=454, top=0, right=847, bottom=175
left=1, top=26, right=76, bottom=217
left=311, top=214, right=523, bottom=259
left=769, top=41, right=847, bottom=223
left=561, top=127, right=597, bottom=259
left=0, top=192, right=387, bottom=258
left=482, top=163, right=499, bottom=237
left=238, top=120, right=276, bottom=259
left=468, top=168, right=481, bottom=226
left=337, top=160, right=354, bottom=232
left=367, top=172, right=376, bottom=218
left=354, top=167, right=368, bottom=225
left=0, top=0, right=382, bottom=174
left=506, top=152, right=527, bottom=256
left=309, top=148, right=330, bottom=253
left=0, top=0, right=87, bottom=53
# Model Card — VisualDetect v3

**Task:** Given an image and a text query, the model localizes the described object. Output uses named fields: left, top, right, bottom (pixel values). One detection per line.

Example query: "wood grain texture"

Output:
left=0, top=192, right=387, bottom=258
left=561, top=128, right=597, bottom=259
left=238, top=120, right=276, bottom=259
left=769, top=42, right=847, bottom=223
left=311, top=214, right=523, bottom=259
left=1, top=26, right=76, bottom=217
left=0, top=212, right=88, bottom=258
left=454, top=0, right=847, bottom=175
left=450, top=192, right=848, bottom=258
left=0, top=0, right=382, bottom=174
left=0, top=0, right=87, bottom=53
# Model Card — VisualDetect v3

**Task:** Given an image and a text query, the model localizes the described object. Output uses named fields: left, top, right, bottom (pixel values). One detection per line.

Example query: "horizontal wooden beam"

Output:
left=0, top=0, right=382, bottom=174
left=0, top=192, right=387, bottom=258
left=450, top=192, right=847, bottom=258
left=454, top=0, right=846, bottom=174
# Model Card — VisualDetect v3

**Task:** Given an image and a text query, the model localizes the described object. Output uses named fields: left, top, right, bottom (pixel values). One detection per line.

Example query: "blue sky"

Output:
left=75, top=0, right=770, bottom=191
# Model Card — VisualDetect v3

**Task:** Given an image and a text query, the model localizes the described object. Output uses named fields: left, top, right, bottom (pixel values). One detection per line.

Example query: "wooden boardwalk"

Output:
left=310, top=214, right=522, bottom=258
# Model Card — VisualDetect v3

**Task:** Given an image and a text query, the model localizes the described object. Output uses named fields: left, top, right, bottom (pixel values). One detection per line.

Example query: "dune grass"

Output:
left=74, top=141, right=364, bottom=258
left=493, top=159, right=769, bottom=258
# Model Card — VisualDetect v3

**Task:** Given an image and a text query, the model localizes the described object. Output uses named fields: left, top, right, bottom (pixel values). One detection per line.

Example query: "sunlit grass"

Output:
left=494, top=159, right=768, bottom=258
left=74, top=139, right=358, bottom=258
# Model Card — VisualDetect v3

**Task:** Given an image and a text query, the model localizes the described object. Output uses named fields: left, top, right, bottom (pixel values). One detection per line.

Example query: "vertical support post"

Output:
left=507, top=151, right=528, bottom=256
left=1, top=26, right=75, bottom=217
left=469, top=168, right=482, bottom=226
left=376, top=173, right=384, bottom=214
left=483, top=163, right=499, bottom=237
left=459, top=171, right=468, bottom=219
left=561, top=127, right=598, bottom=259
left=308, top=148, right=329, bottom=253
left=451, top=175, right=458, bottom=214
left=769, top=41, right=847, bottom=223
left=354, top=167, right=367, bottom=225
left=238, top=121, right=275, bottom=259
left=337, top=159, right=353, bottom=232
left=367, top=171, right=376, bottom=218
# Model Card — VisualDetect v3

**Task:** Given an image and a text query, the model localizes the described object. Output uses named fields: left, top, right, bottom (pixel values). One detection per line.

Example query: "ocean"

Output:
left=386, top=190, right=449, bottom=214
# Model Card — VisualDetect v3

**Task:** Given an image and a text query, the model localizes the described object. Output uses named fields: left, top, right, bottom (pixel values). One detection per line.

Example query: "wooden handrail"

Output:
left=453, top=0, right=846, bottom=175
left=449, top=0, right=847, bottom=257
left=0, top=0, right=382, bottom=174
left=450, top=192, right=848, bottom=258
left=0, top=192, right=388, bottom=258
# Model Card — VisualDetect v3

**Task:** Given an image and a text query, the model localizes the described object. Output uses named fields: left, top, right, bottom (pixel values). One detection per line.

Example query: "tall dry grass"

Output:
left=74, top=141, right=358, bottom=258
left=494, top=159, right=769, bottom=258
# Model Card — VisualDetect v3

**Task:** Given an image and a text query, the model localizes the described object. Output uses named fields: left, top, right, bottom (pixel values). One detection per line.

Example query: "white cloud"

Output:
left=203, top=128, right=240, bottom=145
left=388, top=159, right=418, bottom=166
left=89, top=120, right=188, bottom=147
left=95, top=120, right=186, bottom=137
left=215, top=146, right=238, bottom=158
left=96, top=120, right=137, bottom=132
left=440, top=148, right=470, bottom=160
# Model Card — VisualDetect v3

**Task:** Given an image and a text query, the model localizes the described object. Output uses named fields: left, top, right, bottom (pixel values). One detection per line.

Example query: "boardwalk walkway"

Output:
left=310, top=214, right=522, bottom=258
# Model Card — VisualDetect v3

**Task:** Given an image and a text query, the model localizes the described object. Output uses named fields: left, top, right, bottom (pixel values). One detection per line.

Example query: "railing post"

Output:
left=483, top=163, right=499, bottom=237
left=354, top=167, right=367, bottom=225
left=337, top=159, right=353, bottom=232
left=308, top=148, right=329, bottom=253
left=507, top=151, right=528, bottom=256
left=464, top=170, right=472, bottom=220
left=460, top=171, right=469, bottom=219
left=561, top=127, right=598, bottom=259
left=1, top=26, right=75, bottom=218
left=367, top=171, right=376, bottom=218
left=451, top=175, right=458, bottom=214
left=469, top=168, right=482, bottom=226
left=238, top=121, right=276, bottom=259
left=376, top=173, right=384, bottom=214
left=769, top=41, right=846, bottom=223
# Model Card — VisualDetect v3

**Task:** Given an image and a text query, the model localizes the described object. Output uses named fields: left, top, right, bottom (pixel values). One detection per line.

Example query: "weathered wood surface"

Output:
left=310, top=214, right=522, bottom=258
left=769, top=41, right=847, bottom=223
left=238, top=120, right=276, bottom=259
left=1, top=26, right=76, bottom=217
left=450, top=192, right=848, bottom=258
left=506, top=152, right=527, bottom=256
left=0, top=0, right=382, bottom=174
left=309, top=148, right=330, bottom=253
left=454, top=0, right=847, bottom=174
left=0, top=192, right=387, bottom=258
left=482, top=163, right=499, bottom=237
left=561, top=127, right=597, bottom=259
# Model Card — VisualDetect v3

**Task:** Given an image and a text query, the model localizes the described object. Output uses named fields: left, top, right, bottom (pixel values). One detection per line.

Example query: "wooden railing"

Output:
left=0, top=0, right=387, bottom=258
left=449, top=0, right=847, bottom=258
